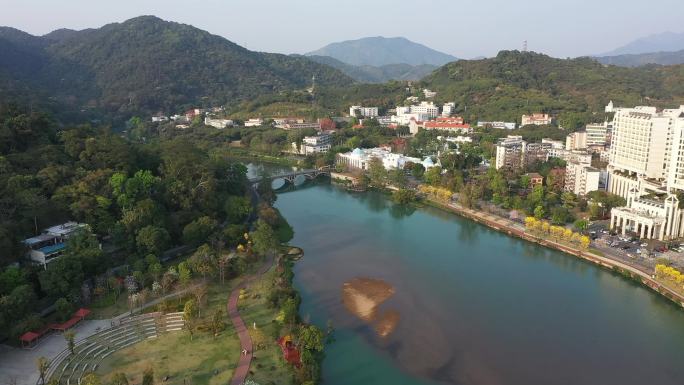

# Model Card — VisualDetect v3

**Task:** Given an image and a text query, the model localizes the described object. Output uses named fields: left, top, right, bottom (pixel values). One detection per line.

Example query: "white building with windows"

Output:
left=349, top=106, right=379, bottom=118
left=477, top=121, right=516, bottom=130
left=495, top=136, right=525, bottom=170
left=565, top=162, right=600, bottom=196
left=608, top=105, right=684, bottom=239
left=336, top=148, right=434, bottom=171
left=442, top=102, right=456, bottom=117
left=24, top=222, right=88, bottom=266
left=292, top=133, right=332, bottom=155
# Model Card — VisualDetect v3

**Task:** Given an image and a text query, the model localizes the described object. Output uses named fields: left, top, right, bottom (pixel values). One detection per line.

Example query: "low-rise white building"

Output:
left=204, top=117, right=234, bottom=128
left=423, top=89, right=437, bottom=98
left=521, top=113, right=553, bottom=126
left=292, top=133, right=332, bottom=155
left=477, top=121, right=516, bottom=130
left=24, top=222, right=88, bottom=266
left=244, top=118, right=264, bottom=127
left=336, top=148, right=435, bottom=171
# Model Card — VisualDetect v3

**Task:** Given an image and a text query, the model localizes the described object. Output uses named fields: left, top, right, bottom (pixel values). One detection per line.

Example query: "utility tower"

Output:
left=523, top=40, right=528, bottom=52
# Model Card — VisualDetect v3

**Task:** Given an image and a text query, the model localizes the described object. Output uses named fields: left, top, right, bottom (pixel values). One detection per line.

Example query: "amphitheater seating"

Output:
left=47, top=312, right=184, bottom=385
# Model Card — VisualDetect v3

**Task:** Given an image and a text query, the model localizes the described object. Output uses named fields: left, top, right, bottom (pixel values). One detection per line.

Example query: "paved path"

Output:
left=227, top=256, right=275, bottom=385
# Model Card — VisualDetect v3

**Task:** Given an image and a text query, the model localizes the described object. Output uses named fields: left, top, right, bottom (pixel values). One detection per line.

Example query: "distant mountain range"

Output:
left=303, top=36, right=457, bottom=83
left=601, top=31, right=684, bottom=56
left=305, top=55, right=438, bottom=83
left=596, top=50, right=684, bottom=67
left=0, top=16, right=353, bottom=119
left=306, top=36, right=458, bottom=67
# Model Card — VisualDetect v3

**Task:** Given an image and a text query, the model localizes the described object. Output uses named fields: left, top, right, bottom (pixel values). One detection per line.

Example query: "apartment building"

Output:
left=565, top=161, right=600, bottom=196
left=608, top=105, right=684, bottom=240
left=566, top=131, right=587, bottom=150
left=349, top=106, right=379, bottom=118
left=495, top=136, right=525, bottom=170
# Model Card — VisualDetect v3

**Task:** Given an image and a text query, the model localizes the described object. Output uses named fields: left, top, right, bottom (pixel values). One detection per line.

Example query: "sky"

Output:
left=1, top=0, right=683, bottom=59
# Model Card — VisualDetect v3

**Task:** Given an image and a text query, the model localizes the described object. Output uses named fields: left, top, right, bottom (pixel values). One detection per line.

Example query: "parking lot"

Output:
left=588, top=221, right=684, bottom=271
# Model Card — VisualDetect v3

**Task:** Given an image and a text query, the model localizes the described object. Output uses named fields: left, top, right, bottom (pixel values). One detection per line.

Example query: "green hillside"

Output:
left=0, top=16, right=353, bottom=121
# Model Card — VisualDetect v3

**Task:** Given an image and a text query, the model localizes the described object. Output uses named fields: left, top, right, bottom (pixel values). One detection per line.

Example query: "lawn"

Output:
left=95, top=259, right=295, bottom=385
left=239, top=266, right=295, bottom=385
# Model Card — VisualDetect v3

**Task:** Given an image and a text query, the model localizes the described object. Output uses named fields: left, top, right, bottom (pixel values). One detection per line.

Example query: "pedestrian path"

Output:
left=227, top=256, right=274, bottom=385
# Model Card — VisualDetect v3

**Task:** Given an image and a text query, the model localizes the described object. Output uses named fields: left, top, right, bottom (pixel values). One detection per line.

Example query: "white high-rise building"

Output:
left=565, top=162, right=600, bottom=196
left=608, top=105, right=684, bottom=240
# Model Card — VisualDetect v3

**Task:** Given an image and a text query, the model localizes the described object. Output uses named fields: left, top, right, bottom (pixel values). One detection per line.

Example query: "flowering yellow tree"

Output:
left=655, top=264, right=684, bottom=287
left=563, top=229, right=574, bottom=242
left=580, top=236, right=590, bottom=250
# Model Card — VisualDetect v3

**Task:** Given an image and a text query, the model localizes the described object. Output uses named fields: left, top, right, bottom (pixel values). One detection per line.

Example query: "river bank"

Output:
left=422, top=196, right=684, bottom=308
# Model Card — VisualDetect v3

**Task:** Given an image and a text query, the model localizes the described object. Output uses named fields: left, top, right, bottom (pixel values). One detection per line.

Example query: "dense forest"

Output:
left=0, top=102, right=266, bottom=339
left=0, top=16, right=353, bottom=122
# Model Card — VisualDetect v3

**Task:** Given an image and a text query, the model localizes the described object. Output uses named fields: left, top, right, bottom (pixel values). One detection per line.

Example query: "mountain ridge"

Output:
left=306, top=36, right=458, bottom=66
left=601, top=31, right=684, bottom=56
left=0, top=15, right=353, bottom=120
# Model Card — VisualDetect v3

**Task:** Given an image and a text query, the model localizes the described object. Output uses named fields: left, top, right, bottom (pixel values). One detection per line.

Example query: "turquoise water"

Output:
left=275, top=184, right=684, bottom=385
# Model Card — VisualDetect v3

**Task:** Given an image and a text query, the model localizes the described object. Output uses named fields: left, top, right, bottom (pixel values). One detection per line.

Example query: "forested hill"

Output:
left=417, top=51, right=684, bottom=127
left=0, top=16, right=353, bottom=120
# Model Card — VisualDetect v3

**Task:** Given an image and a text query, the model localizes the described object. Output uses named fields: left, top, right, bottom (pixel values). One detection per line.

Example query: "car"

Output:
left=622, top=245, right=631, bottom=250
left=641, top=243, right=648, bottom=247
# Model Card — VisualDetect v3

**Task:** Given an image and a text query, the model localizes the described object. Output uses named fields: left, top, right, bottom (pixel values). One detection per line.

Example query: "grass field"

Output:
left=95, top=259, right=295, bottom=385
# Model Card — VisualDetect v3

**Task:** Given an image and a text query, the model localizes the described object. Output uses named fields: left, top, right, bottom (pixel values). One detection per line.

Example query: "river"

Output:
left=272, top=182, right=684, bottom=385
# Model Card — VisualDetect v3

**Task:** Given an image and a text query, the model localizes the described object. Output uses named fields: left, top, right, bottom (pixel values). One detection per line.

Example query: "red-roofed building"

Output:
left=424, top=117, right=472, bottom=134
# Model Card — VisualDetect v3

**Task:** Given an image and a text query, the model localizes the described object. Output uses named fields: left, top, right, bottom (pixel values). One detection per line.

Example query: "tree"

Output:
left=136, top=226, right=170, bottom=256
left=210, top=309, right=224, bottom=338
left=534, top=205, right=545, bottom=220
left=561, top=191, right=577, bottom=209
left=182, top=216, right=217, bottom=247
left=39, top=257, right=84, bottom=298
left=367, top=157, right=386, bottom=188
left=64, top=330, right=76, bottom=356
left=192, top=285, right=208, bottom=317
left=573, top=219, right=589, bottom=232
left=423, top=166, right=442, bottom=186
left=281, top=297, right=298, bottom=326
left=224, top=196, right=252, bottom=224
left=580, top=236, right=591, bottom=250
left=392, top=189, right=417, bottom=205
left=189, top=244, right=216, bottom=279
left=142, top=367, right=154, bottom=385
left=178, top=262, right=192, bottom=287
left=37, top=357, right=49, bottom=385
left=410, top=163, right=425, bottom=178
left=387, top=169, right=407, bottom=188
left=55, top=298, right=74, bottom=322
left=251, top=220, right=279, bottom=257
left=0, top=266, right=27, bottom=295
left=183, top=299, right=197, bottom=321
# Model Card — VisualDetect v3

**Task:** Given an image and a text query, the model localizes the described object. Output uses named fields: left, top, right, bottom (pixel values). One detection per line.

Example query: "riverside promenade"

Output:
left=431, top=198, right=684, bottom=307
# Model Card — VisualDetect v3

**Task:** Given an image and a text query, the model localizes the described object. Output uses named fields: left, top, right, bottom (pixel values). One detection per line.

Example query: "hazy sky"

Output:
left=1, top=0, right=683, bottom=58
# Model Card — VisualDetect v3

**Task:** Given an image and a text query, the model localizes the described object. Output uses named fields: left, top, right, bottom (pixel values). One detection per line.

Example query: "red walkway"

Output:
left=227, top=256, right=274, bottom=385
